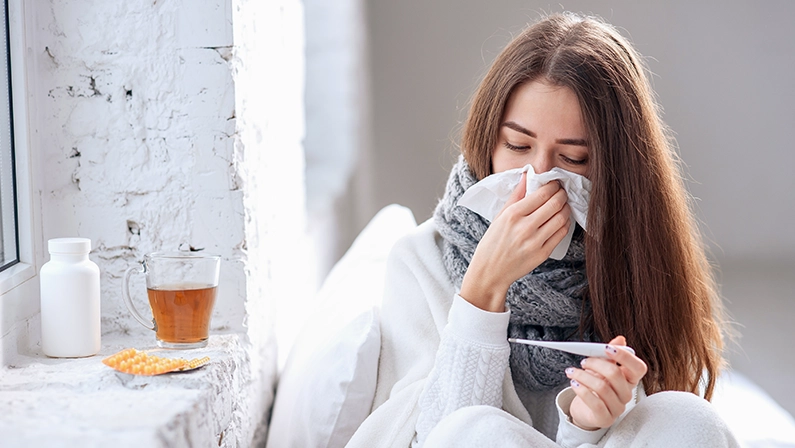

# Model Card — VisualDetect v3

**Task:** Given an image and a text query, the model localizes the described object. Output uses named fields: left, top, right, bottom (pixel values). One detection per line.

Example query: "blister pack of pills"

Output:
left=102, top=348, right=210, bottom=375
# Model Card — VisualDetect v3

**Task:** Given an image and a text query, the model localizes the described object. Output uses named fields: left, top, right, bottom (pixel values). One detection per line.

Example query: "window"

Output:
left=0, top=0, right=17, bottom=273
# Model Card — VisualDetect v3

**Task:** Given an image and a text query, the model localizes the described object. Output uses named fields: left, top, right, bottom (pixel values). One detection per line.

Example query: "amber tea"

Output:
left=148, top=284, right=217, bottom=345
left=123, top=252, right=221, bottom=349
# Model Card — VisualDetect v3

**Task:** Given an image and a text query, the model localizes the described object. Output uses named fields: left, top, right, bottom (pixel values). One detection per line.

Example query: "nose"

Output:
left=529, top=149, right=554, bottom=174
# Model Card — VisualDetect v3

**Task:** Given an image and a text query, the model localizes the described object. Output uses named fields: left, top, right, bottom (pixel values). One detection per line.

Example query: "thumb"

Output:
left=608, top=335, right=627, bottom=346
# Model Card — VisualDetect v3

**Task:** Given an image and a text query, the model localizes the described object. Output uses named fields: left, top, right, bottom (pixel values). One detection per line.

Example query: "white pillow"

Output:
left=266, top=204, right=417, bottom=448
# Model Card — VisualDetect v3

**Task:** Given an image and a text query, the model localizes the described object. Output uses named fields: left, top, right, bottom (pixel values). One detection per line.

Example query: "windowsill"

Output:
left=0, top=261, right=34, bottom=296
left=0, top=331, right=275, bottom=446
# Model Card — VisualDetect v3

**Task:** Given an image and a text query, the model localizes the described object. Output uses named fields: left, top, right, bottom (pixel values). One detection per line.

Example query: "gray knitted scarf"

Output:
left=433, top=156, right=592, bottom=391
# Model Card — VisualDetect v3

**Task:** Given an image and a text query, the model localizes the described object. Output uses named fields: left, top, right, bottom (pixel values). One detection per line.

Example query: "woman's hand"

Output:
left=565, top=335, right=648, bottom=431
left=459, top=172, right=572, bottom=312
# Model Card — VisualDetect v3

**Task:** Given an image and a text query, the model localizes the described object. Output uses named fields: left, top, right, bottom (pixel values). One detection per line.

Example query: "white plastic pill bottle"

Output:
left=40, top=237, right=101, bottom=357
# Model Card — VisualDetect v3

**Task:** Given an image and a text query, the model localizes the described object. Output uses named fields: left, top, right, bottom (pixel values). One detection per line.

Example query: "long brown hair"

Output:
left=461, top=13, right=727, bottom=400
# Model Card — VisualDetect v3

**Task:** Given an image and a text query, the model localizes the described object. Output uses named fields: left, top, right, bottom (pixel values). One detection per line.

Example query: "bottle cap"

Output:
left=48, top=238, right=92, bottom=254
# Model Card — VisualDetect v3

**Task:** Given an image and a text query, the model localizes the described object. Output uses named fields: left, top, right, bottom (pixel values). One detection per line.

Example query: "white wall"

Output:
left=30, top=0, right=249, bottom=338
left=232, top=0, right=311, bottom=372
left=304, top=0, right=374, bottom=284
left=365, top=0, right=795, bottom=264
left=1, top=0, right=309, bottom=441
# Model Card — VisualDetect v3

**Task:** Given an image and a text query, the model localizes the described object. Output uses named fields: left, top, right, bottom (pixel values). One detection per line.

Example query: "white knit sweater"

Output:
left=414, top=294, right=615, bottom=447
left=348, top=219, right=639, bottom=448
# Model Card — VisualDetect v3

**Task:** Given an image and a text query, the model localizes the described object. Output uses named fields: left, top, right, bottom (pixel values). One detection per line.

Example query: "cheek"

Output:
left=571, top=165, right=590, bottom=178
left=491, top=145, right=527, bottom=174
left=490, top=145, right=505, bottom=174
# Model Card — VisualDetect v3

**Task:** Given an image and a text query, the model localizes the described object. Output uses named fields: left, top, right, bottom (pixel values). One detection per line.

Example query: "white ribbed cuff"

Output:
left=447, top=293, right=510, bottom=347
left=555, top=387, right=609, bottom=447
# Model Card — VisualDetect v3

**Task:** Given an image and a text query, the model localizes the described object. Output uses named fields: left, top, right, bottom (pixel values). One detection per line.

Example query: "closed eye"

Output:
left=503, top=142, right=530, bottom=152
left=561, top=155, right=588, bottom=165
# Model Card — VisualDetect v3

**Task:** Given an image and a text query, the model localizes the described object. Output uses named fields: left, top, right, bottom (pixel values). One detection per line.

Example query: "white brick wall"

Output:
left=230, top=0, right=310, bottom=431
left=32, top=0, right=248, bottom=336
left=2, top=0, right=309, bottom=444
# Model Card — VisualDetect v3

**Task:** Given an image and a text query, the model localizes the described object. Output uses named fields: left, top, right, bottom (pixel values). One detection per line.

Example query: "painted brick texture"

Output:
left=1, top=0, right=309, bottom=445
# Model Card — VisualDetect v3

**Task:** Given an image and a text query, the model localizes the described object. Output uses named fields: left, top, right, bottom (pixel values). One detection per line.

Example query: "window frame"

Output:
left=0, top=0, right=36, bottom=297
left=0, top=0, right=18, bottom=273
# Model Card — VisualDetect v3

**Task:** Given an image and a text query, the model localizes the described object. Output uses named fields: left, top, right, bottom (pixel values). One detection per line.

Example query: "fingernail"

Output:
left=565, top=367, right=575, bottom=375
left=580, top=359, right=586, bottom=367
left=571, top=379, right=580, bottom=388
left=606, top=345, right=618, bottom=354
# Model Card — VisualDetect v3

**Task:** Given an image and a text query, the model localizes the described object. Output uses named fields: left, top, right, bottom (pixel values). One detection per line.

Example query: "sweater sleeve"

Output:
left=413, top=294, right=511, bottom=447
left=554, top=387, right=609, bottom=447
left=555, top=382, right=641, bottom=447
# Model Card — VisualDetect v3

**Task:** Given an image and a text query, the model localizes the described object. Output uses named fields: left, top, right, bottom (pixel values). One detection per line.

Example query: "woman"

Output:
left=348, top=12, right=737, bottom=447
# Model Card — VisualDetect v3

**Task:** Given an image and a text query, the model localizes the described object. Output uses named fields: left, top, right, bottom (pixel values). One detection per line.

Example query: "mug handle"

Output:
left=122, top=263, right=156, bottom=331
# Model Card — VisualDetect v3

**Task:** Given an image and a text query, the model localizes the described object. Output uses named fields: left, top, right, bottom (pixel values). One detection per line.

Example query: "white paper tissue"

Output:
left=457, top=164, right=591, bottom=260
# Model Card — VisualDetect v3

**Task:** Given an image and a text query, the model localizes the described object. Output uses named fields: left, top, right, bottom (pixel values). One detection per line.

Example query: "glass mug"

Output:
left=122, top=252, right=220, bottom=349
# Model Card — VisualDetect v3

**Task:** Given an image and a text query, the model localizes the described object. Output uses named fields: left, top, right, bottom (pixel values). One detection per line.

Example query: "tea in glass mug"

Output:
left=122, top=252, right=220, bottom=349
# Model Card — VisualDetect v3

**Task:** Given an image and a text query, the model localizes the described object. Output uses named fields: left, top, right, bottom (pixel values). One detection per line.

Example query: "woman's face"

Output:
left=491, top=79, right=590, bottom=177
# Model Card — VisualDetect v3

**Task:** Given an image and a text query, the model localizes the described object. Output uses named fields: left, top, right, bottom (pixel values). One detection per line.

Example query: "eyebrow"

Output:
left=502, top=121, right=588, bottom=147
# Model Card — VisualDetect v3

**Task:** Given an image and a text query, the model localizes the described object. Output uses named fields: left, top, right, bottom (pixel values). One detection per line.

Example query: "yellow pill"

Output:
left=104, top=348, right=210, bottom=376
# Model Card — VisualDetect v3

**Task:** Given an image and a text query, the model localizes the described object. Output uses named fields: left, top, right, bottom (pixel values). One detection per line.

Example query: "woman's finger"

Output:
left=535, top=200, right=570, bottom=239
left=566, top=367, right=625, bottom=418
left=579, top=357, right=634, bottom=404
left=538, top=216, right=571, bottom=255
left=511, top=187, right=568, bottom=246
left=604, top=336, right=648, bottom=385
left=530, top=185, right=569, bottom=223
left=567, top=378, right=612, bottom=428
left=509, top=180, right=561, bottom=216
